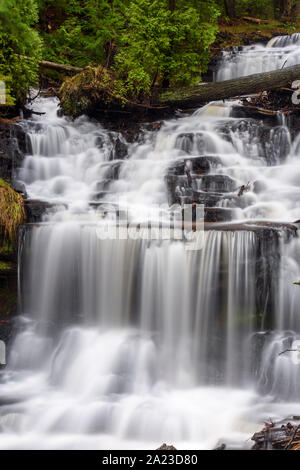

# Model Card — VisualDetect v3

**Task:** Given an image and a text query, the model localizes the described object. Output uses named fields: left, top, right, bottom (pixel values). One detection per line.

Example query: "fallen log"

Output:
left=157, top=64, right=300, bottom=109
left=252, top=421, right=300, bottom=450
left=243, top=16, right=268, bottom=24
left=19, top=55, right=83, bottom=74
left=39, top=60, right=83, bottom=74
left=21, top=54, right=300, bottom=117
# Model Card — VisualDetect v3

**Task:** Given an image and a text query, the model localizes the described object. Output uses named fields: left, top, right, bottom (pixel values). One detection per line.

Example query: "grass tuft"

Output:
left=60, top=65, right=127, bottom=117
left=0, top=178, right=25, bottom=251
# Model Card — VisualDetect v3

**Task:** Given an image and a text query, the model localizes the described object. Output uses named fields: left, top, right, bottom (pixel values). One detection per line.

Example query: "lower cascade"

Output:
left=3, top=69, right=300, bottom=448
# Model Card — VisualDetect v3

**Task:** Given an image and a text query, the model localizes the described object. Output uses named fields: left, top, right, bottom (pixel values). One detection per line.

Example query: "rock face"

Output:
left=0, top=120, right=27, bottom=346
left=0, top=121, right=26, bottom=181
left=166, top=155, right=226, bottom=212
left=252, top=420, right=300, bottom=450
left=157, top=443, right=177, bottom=450
left=24, top=200, right=54, bottom=223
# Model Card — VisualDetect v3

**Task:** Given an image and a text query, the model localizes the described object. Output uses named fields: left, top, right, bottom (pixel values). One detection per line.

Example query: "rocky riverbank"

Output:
left=0, top=119, right=27, bottom=349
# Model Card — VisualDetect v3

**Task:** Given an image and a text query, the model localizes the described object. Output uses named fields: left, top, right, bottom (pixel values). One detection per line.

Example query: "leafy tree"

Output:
left=39, top=0, right=219, bottom=98
left=114, top=0, right=219, bottom=97
left=0, top=0, right=43, bottom=104
left=1, top=0, right=220, bottom=107
left=216, top=0, right=298, bottom=18
left=37, top=0, right=125, bottom=67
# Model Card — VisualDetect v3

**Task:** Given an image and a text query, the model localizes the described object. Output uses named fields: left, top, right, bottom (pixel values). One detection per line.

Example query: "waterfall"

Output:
left=1, top=226, right=260, bottom=449
left=2, top=34, right=300, bottom=448
left=19, top=225, right=256, bottom=385
left=216, top=32, right=300, bottom=82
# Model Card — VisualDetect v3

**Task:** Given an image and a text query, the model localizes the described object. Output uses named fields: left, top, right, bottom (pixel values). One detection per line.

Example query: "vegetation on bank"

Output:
left=0, top=179, right=25, bottom=253
left=0, top=0, right=299, bottom=113
left=213, top=18, right=299, bottom=52
left=60, top=65, right=127, bottom=116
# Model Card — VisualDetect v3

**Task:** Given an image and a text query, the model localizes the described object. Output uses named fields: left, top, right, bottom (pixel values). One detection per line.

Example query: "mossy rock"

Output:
left=60, top=65, right=128, bottom=117
left=0, top=178, right=25, bottom=253
left=0, top=261, right=14, bottom=272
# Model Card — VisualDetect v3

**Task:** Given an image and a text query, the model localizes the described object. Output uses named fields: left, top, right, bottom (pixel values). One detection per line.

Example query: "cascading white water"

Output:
left=1, top=225, right=261, bottom=449
left=2, top=34, right=300, bottom=449
left=215, top=32, right=300, bottom=81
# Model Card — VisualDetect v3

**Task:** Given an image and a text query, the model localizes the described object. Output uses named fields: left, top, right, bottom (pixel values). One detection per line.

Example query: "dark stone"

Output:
left=93, top=179, right=111, bottom=192
left=251, top=419, right=300, bottom=450
left=100, top=161, right=123, bottom=180
left=204, top=207, right=234, bottom=223
left=24, top=199, right=53, bottom=223
left=113, top=136, right=128, bottom=159
left=96, top=133, right=128, bottom=160
left=216, top=118, right=290, bottom=165
left=168, top=156, right=222, bottom=177
left=166, top=156, right=224, bottom=205
left=175, top=132, right=218, bottom=155
left=286, top=112, right=300, bottom=140
left=204, top=220, right=298, bottom=234
left=0, top=121, right=27, bottom=181
left=197, top=174, right=237, bottom=193
left=156, top=443, right=177, bottom=450
left=11, top=179, right=27, bottom=197
left=0, top=255, right=17, bottom=366
left=192, top=191, right=224, bottom=207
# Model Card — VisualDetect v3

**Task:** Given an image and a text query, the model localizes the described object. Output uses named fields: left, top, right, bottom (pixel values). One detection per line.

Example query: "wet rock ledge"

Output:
left=0, top=119, right=27, bottom=351
left=252, top=419, right=300, bottom=450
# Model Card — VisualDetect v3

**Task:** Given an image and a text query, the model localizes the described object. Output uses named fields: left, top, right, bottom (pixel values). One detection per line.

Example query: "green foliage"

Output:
left=40, top=0, right=219, bottom=101
left=0, top=0, right=43, bottom=104
left=216, top=0, right=296, bottom=19
left=60, top=65, right=127, bottom=117
left=114, top=0, right=219, bottom=97
left=235, top=0, right=274, bottom=18
left=38, top=0, right=125, bottom=67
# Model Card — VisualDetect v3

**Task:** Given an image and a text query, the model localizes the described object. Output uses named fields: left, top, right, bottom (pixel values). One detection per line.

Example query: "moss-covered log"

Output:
left=20, top=56, right=83, bottom=75
left=39, top=58, right=300, bottom=116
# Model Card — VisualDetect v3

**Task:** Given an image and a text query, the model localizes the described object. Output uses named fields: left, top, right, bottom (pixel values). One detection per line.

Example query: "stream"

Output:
left=1, top=34, right=300, bottom=450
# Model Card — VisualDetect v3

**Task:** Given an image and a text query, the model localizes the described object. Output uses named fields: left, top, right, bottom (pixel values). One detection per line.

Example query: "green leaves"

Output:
left=0, top=0, right=220, bottom=105
left=0, top=0, right=43, bottom=104
left=41, top=0, right=219, bottom=100
left=114, top=0, right=219, bottom=97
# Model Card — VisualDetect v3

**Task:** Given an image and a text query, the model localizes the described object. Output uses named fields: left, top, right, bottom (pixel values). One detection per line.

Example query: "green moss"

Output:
left=0, top=178, right=25, bottom=251
left=60, top=65, right=128, bottom=117
left=213, top=19, right=300, bottom=51
left=0, top=285, right=17, bottom=315
left=0, top=261, right=13, bottom=271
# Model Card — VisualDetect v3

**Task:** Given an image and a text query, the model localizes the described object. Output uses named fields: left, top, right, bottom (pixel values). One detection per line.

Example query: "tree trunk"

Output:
left=168, top=0, right=176, bottom=12
left=20, top=56, right=83, bottom=74
left=157, top=64, right=300, bottom=108
left=293, top=0, right=300, bottom=16
left=225, top=0, right=236, bottom=17
left=38, top=60, right=83, bottom=74
left=283, top=0, right=294, bottom=16
left=223, top=0, right=229, bottom=16
left=22, top=56, right=300, bottom=114
left=273, top=0, right=283, bottom=18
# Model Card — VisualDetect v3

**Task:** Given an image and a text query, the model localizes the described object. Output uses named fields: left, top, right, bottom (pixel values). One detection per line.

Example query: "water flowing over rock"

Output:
left=2, top=34, right=300, bottom=450
left=216, top=33, right=300, bottom=82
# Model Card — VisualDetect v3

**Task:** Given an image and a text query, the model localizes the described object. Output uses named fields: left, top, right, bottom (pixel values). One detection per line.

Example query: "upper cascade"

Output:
left=18, top=95, right=300, bottom=224
left=215, top=31, right=300, bottom=81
